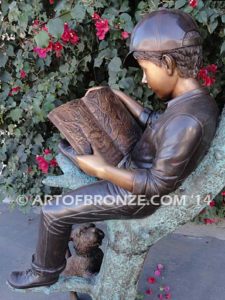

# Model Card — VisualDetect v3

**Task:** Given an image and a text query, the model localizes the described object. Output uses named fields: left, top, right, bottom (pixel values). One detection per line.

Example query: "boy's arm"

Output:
left=76, top=115, right=203, bottom=195
left=112, top=89, right=158, bottom=128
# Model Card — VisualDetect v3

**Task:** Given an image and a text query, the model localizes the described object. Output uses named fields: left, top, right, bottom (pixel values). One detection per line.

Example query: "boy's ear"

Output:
left=162, top=54, right=176, bottom=76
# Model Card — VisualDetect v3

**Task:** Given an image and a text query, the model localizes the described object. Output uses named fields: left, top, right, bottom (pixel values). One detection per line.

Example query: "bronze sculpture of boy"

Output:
left=8, top=8, right=219, bottom=289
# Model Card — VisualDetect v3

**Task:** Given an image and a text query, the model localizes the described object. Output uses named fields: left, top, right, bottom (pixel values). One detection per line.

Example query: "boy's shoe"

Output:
left=7, top=268, right=59, bottom=289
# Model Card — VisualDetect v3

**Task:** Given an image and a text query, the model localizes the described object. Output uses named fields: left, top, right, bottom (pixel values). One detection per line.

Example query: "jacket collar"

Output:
left=165, top=87, right=209, bottom=109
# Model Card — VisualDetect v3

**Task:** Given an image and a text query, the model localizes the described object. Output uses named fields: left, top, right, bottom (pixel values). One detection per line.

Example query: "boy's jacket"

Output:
left=122, top=87, right=219, bottom=198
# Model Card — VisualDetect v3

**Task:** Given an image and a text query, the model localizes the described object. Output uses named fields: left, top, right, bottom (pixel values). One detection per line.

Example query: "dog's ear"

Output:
left=88, top=223, right=96, bottom=228
left=70, top=227, right=82, bottom=241
left=95, top=228, right=105, bottom=241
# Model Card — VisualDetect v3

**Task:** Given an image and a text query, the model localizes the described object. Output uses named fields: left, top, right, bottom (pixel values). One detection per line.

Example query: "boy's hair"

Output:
left=133, top=31, right=202, bottom=79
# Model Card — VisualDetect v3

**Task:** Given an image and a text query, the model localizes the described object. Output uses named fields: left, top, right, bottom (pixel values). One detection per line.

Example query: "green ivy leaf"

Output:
left=9, top=108, right=23, bottom=121
left=94, top=49, right=111, bottom=68
left=34, top=134, right=44, bottom=146
left=86, top=6, right=94, bottom=16
left=99, top=41, right=108, bottom=51
left=93, top=1, right=106, bottom=8
left=14, top=128, right=21, bottom=137
left=8, top=2, right=20, bottom=23
left=195, top=0, right=204, bottom=10
left=220, top=41, right=225, bottom=54
left=120, top=13, right=134, bottom=33
left=71, top=3, right=86, bottom=22
left=47, top=18, right=64, bottom=39
left=18, top=12, right=28, bottom=30
left=0, top=52, right=8, bottom=68
left=108, top=56, right=122, bottom=72
left=6, top=45, right=15, bottom=57
left=103, top=7, right=118, bottom=19
left=59, top=63, right=69, bottom=73
left=199, top=10, right=207, bottom=24
left=1, top=0, right=9, bottom=16
left=0, top=71, right=12, bottom=83
left=207, top=20, right=218, bottom=34
left=34, top=31, right=50, bottom=48
left=119, top=77, right=134, bottom=90
left=175, top=0, right=186, bottom=9
left=147, top=0, right=160, bottom=9
left=120, top=1, right=130, bottom=12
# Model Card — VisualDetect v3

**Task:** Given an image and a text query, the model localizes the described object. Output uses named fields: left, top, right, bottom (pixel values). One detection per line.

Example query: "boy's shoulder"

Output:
left=153, top=88, right=219, bottom=133
left=163, top=88, right=218, bottom=119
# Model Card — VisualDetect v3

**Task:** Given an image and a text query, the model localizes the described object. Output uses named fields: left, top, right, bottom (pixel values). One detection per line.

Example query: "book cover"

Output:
left=48, top=87, right=142, bottom=165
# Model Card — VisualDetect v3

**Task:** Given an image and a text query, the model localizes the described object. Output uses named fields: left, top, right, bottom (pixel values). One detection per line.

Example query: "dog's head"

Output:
left=71, top=223, right=105, bottom=253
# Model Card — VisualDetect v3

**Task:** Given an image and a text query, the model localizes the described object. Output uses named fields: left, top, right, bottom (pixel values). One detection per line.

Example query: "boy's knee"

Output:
left=41, top=203, right=61, bottom=219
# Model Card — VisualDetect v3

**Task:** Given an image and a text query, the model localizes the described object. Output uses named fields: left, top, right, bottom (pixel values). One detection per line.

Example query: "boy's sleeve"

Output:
left=137, top=107, right=162, bottom=128
left=131, top=115, right=203, bottom=198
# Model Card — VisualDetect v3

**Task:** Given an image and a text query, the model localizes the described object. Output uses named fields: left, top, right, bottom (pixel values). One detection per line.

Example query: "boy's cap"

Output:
left=124, top=9, right=202, bottom=68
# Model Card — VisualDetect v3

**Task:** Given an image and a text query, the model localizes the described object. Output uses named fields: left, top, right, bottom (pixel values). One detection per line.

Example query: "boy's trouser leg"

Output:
left=32, top=179, right=158, bottom=275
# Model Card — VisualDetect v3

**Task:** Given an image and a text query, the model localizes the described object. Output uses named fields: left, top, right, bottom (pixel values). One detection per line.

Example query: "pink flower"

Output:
left=203, top=76, right=215, bottom=87
left=163, top=286, right=170, bottom=293
left=20, top=70, right=27, bottom=79
left=157, top=263, right=164, bottom=270
left=198, top=68, right=208, bottom=79
left=158, top=294, right=164, bottom=299
left=204, top=218, right=216, bottom=225
left=154, top=269, right=161, bottom=277
left=95, top=19, right=109, bottom=40
left=9, top=86, right=21, bottom=96
left=33, top=47, right=48, bottom=58
left=145, top=288, right=153, bottom=295
left=147, top=277, right=156, bottom=284
left=165, top=293, right=172, bottom=299
left=61, top=23, right=79, bottom=45
left=36, top=149, right=58, bottom=173
left=209, top=200, right=216, bottom=207
left=61, top=23, right=71, bottom=43
left=33, top=40, right=54, bottom=59
left=41, top=25, right=49, bottom=32
left=92, top=12, right=101, bottom=21
left=121, top=31, right=129, bottom=39
left=49, top=0, right=54, bottom=4
left=49, top=158, right=58, bottom=167
left=206, top=64, right=217, bottom=73
left=43, top=149, right=52, bottom=155
left=189, top=0, right=198, bottom=8
left=12, top=86, right=21, bottom=93
left=46, top=41, right=54, bottom=52
left=36, top=156, right=49, bottom=173
left=33, top=19, right=39, bottom=27
left=53, top=42, right=63, bottom=57
left=69, top=30, right=79, bottom=45
left=198, top=65, right=217, bottom=87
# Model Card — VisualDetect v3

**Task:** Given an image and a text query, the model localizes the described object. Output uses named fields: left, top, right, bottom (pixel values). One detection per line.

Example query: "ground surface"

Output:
left=0, top=202, right=225, bottom=300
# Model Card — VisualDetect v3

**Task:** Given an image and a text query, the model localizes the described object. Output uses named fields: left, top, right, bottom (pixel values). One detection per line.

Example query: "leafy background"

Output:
left=0, top=0, right=224, bottom=221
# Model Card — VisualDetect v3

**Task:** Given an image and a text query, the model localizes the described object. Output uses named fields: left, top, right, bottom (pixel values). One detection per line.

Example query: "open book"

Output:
left=48, top=87, right=142, bottom=166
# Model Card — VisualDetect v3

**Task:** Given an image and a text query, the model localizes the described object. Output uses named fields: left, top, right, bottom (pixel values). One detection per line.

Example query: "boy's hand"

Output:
left=75, top=146, right=110, bottom=178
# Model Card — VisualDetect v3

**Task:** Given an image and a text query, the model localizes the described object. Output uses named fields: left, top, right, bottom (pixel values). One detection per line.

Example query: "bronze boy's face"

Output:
left=138, top=59, right=178, bottom=100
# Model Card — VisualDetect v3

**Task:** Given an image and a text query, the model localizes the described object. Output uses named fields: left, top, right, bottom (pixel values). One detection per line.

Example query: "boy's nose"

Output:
left=142, top=72, right=147, bottom=84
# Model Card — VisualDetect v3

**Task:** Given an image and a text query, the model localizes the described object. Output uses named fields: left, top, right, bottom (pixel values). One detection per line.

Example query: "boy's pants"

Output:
left=32, top=179, right=158, bottom=276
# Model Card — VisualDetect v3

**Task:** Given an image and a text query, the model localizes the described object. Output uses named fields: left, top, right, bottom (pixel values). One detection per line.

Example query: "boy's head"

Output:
left=124, top=9, right=203, bottom=99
